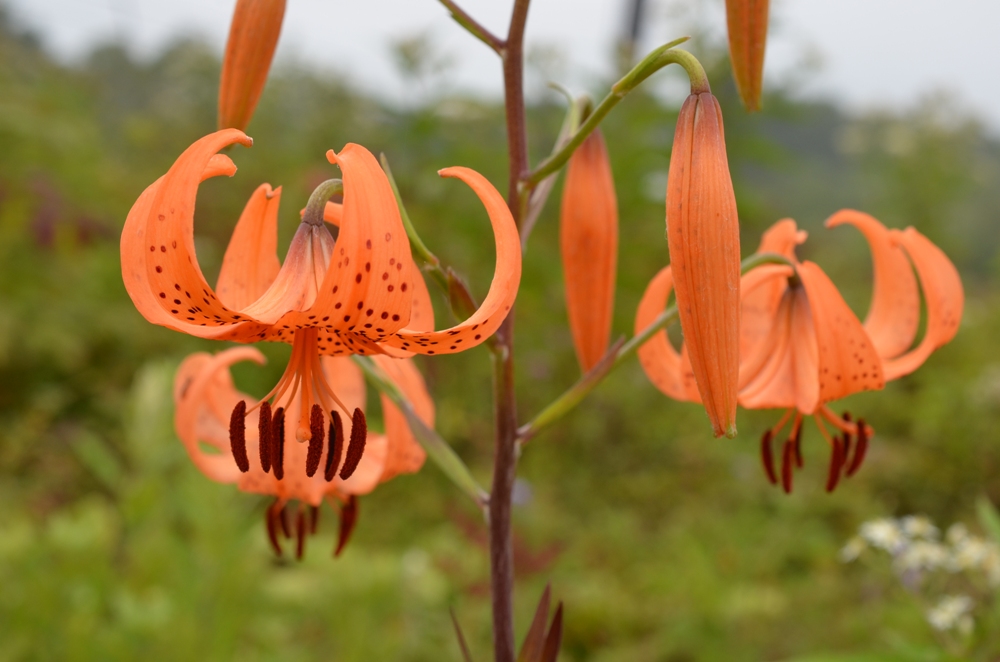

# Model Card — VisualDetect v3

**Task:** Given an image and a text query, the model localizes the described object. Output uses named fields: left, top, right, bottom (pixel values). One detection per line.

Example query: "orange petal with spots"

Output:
left=560, top=129, right=618, bottom=372
left=372, top=355, right=434, bottom=482
left=666, top=92, right=741, bottom=437
left=174, top=347, right=264, bottom=483
left=378, top=269, right=435, bottom=359
left=881, top=227, right=963, bottom=380
left=276, top=144, right=413, bottom=338
left=825, top=210, right=920, bottom=360
left=797, top=261, right=885, bottom=407
left=725, top=0, right=769, bottom=111
left=141, top=129, right=270, bottom=334
left=635, top=266, right=701, bottom=403
left=379, top=166, right=522, bottom=356
left=122, top=154, right=245, bottom=338
left=218, top=0, right=286, bottom=131
left=216, top=184, right=282, bottom=310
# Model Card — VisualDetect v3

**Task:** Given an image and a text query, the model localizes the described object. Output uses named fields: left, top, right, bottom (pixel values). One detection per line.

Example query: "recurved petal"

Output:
left=276, top=144, right=414, bottom=338
left=755, top=218, right=806, bottom=258
left=725, top=0, right=770, bottom=111
left=372, top=356, right=434, bottom=482
left=666, top=93, right=741, bottom=437
left=141, top=130, right=273, bottom=334
left=218, top=0, right=286, bottom=131
left=738, top=288, right=802, bottom=410
left=881, top=227, right=963, bottom=380
left=216, top=184, right=282, bottom=310
left=174, top=347, right=266, bottom=484
left=560, top=129, right=618, bottom=372
left=635, top=266, right=701, bottom=403
left=379, top=166, right=522, bottom=355
left=739, top=264, right=793, bottom=372
left=377, top=269, right=435, bottom=359
left=826, top=210, right=920, bottom=360
left=798, top=261, right=885, bottom=409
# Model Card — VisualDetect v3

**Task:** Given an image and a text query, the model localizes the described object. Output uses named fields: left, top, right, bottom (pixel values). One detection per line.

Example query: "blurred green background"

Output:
left=1, top=5, right=999, bottom=661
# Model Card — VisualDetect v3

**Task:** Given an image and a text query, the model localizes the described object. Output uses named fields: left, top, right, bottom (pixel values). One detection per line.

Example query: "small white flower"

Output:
left=946, top=523, right=970, bottom=545
left=861, top=518, right=906, bottom=553
left=840, top=536, right=867, bottom=563
left=896, top=540, right=948, bottom=573
left=949, top=536, right=990, bottom=572
left=926, top=595, right=974, bottom=632
left=901, top=515, right=939, bottom=540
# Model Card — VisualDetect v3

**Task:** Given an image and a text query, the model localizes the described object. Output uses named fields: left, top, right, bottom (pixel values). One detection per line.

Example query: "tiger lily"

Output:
left=174, top=346, right=433, bottom=558
left=121, top=128, right=520, bottom=528
left=637, top=211, right=962, bottom=492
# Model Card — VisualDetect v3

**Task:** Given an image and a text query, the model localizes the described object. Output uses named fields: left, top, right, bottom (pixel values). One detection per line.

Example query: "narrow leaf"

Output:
left=450, top=607, right=475, bottom=662
left=977, top=495, right=1000, bottom=545
left=517, top=584, right=552, bottom=662
left=540, top=602, right=564, bottom=662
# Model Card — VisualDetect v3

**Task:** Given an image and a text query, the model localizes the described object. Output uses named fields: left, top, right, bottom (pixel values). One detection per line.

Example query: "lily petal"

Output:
left=372, top=355, right=434, bottom=482
left=174, top=347, right=265, bottom=484
left=798, top=261, right=885, bottom=409
left=278, top=144, right=414, bottom=337
left=218, top=0, right=286, bottom=131
left=635, top=266, right=701, bottom=403
left=379, top=166, right=522, bottom=355
left=142, top=129, right=268, bottom=332
left=216, top=183, right=283, bottom=310
left=825, top=209, right=920, bottom=360
left=881, top=227, right=964, bottom=380
left=738, top=287, right=801, bottom=409
left=560, top=129, right=618, bottom=371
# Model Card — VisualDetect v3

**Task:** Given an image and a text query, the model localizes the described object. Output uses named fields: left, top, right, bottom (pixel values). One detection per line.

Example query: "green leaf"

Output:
left=976, top=495, right=1000, bottom=544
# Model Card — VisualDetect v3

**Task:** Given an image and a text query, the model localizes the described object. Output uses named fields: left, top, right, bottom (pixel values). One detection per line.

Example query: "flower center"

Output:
left=226, top=328, right=369, bottom=483
left=758, top=406, right=871, bottom=494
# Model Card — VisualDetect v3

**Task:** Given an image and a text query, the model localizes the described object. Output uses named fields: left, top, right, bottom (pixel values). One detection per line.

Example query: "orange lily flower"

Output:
left=121, top=127, right=520, bottom=522
left=218, top=0, right=286, bottom=131
left=174, top=346, right=433, bottom=558
left=637, top=211, right=962, bottom=492
left=725, top=0, right=769, bottom=112
left=666, top=91, right=741, bottom=438
left=560, top=128, right=618, bottom=372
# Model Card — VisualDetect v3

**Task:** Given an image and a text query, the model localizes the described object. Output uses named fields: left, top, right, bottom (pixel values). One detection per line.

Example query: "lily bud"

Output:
left=666, top=92, right=740, bottom=438
left=218, top=0, right=286, bottom=131
left=560, top=129, right=618, bottom=372
left=725, top=0, right=769, bottom=112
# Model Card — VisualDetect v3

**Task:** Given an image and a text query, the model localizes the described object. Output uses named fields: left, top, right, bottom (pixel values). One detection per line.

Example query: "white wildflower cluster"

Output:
left=926, top=595, right=974, bottom=635
left=841, top=514, right=1000, bottom=635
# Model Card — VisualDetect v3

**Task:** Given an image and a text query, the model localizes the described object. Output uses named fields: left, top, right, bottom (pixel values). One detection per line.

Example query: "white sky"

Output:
left=6, top=0, right=1000, bottom=132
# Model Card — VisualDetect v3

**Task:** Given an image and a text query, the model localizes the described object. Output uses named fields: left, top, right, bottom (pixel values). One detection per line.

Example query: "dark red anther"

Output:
left=309, top=504, right=319, bottom=534
left=271, top=407, right=286, bottom=480
left=781, top=439, right=794, bottom=494
left=825, top=437, right=845, bottom=493
left=339, top=408, right=367, bottom=480
left=278, top=502, right=292, bottom=538
left=265, top=499, right=283, bottom=557
left=295, top=506, right=306, bottom=561
left=229, top=400, right=250, bottom=473
left=335, top=495, right=359, bottom=557
left=305, top=404, right=324, bottom=477
left=845, top=418, right=869, bottom=477
left=324, top=411, right=344, bottom=482
left=258, top=400, right=273, bottom=473
left=760, top=429, right=778, bottom=485
left=793, top=422, right=804, bottom=469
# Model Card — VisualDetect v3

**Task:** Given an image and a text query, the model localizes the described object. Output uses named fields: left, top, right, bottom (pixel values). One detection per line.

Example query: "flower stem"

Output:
left=491, top=1, right=531, bottom=660
left=516, top=252, right=796, bottom=443
left=524, top=38, right=700, bottom=186
left=302, top=178, right=343, bottom=227
left=438, top=0, right=505, bottom=54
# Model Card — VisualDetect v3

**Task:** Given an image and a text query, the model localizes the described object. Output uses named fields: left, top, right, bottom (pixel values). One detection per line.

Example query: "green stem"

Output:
left=352, top=356, right=488, bottom=509
left=524, top=38, right=703, bottom=186
left=302, top=179, right=343, bottom=227
left=517, top=305, right=678, bottom=443
left=517, top=252, right=798, bottom=443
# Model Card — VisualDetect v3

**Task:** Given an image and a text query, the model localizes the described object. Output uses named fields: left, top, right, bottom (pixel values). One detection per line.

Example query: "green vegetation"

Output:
left=1, top=7, right=999, bottom=660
